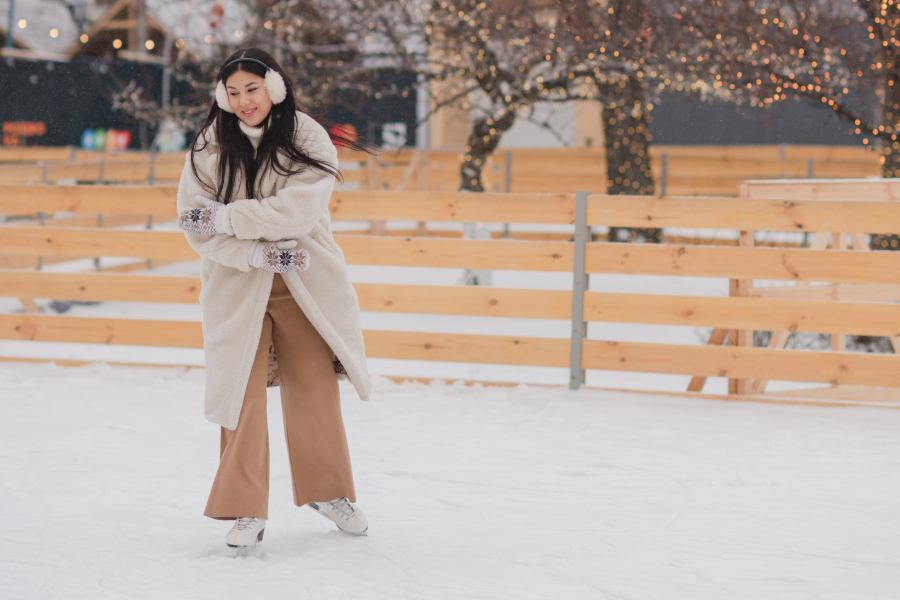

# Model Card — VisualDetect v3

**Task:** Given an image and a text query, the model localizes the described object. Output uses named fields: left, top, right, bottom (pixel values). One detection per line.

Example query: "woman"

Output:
left=176, top=47, right=371, bottom=550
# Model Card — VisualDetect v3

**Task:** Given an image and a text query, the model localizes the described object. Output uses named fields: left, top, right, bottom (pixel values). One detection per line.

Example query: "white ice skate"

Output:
left=308, top=497, right=368, bottom=536
left=225, top=517, right=266, bottom=549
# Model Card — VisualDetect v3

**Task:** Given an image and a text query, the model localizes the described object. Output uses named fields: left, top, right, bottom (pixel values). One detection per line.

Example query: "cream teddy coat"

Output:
left=176, top=109, right=371, bottom=430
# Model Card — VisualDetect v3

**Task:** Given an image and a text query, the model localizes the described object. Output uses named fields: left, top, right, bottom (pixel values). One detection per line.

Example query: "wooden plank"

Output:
left=780, top=145, right=877, bottom=161
left=3, top=227, right=898, bottom=282
left=0, top=270, right=200, bottom=303
left=663, top=182, right=742, bottom=197
left=584, top=292, right=900, bottom=337
left=585, top=242, right=900, bottom=283
left=355, top=283, right=570, bottom=318
left=151, top=161, right=184, bottom=181
left=741, top=178, right=900, bottom=202
left=0, top=145, right=876, bottom=165
left=330, top=190, right=575, bottom=223
left=585, top=195, right=900, bottom=233
left=44, top=162, right=103, bottom=181
left=0, top=148, right=74, bottom=161
left=46, top=213, right=151, bottom=228
left=0, top=315, right=570, bottom=367
left=0, top=164, right=44, bottom=184
left=0, top=272, right=571, bottom=318
left=0, top=228, right=197, bottom=261
left=16, top=269, right=896, bottom=336
left=0, top=228, right=575, bottom=271
left=362, top=330, right=570, bottom=367
left=70, top=150, right=150, bottom=162
left=582, top=340, right=900, bottom=387
left=0, top=185, right=177, bottom=217
left=338, top=235, right=574, bottom=271
left=101, top=162, right=154, bottom=182
left=0, top=314, right=203, bottom=347
left=748, top=283, right=900, bottom=302
left=3, top=185, right=576, bottom=224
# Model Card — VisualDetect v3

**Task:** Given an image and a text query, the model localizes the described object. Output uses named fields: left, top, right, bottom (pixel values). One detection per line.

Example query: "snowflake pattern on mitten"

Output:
left=261, top=245, right=310, bottom=273
left=178, top=206, right=216, bottom=235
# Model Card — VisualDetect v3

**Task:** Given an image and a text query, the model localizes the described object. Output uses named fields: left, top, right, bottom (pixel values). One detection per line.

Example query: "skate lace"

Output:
left=329, top=498, right=355, bottom=520
left=235, top=517, right=259, bottom=531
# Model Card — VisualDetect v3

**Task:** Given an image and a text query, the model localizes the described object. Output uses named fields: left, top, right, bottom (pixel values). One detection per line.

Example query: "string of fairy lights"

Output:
left=7, top=1, right=242, bottom=54
left=7, top=0, right=896, bottom=202
left=683, top=0, right=897, bottom=173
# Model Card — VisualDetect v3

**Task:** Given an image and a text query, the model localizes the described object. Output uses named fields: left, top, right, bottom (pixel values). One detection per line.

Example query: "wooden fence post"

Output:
left=569, top=190, right=591, bottom=389
left=94, top=213, right=103, bottom=271
left=501, top=149, right=513, bottom=238
left=413, top=151, right=428, bottom=236
left=728, top=229, right=754, bottom=394
left=659, top=151, right=668, bottom=197
left=147, top=151, right=157, bottom=185
left=366, top=154, right=385, bottom=234
left=35, top=211, right=45, bottom=270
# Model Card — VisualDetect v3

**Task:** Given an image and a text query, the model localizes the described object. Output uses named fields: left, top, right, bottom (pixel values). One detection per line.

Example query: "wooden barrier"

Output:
left=0, top=145, right=883, bottom=196
left=0, top=181, right=899, bottom=406
left=722, top=178, right=900, bottom=400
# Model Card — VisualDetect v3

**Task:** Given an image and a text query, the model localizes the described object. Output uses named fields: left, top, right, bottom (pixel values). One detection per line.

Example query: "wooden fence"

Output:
left=0, top=144, right=883, bottom=196
left=0, top=179, right=898, bottom=406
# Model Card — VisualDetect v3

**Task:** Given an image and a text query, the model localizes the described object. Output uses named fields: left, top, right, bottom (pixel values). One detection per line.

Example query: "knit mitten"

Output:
left=178, top=205, right=218, bottom=235
left=178, top=196, right=233, bottom=235
left=248, top=240, right=310, bottom=273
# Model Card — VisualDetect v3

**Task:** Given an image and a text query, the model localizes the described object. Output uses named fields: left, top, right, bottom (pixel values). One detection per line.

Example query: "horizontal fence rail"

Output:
left=5, top=184, right=900, bottom=230
left=0, top=145, right=884, bottom=196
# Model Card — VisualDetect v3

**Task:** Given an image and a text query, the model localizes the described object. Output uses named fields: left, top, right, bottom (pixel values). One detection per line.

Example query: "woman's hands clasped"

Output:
left=177, top=195, right=310, bottom=273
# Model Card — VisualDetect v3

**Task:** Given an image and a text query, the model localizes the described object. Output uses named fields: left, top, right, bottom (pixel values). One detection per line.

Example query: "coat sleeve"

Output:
left=219, top=115, right=339, bottom=241
left=176, top=152, right=257, bottom=272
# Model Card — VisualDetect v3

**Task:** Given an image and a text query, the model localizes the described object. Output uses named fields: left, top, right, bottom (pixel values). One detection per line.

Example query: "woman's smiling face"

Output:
left=225, top=69, right=273, bottom=127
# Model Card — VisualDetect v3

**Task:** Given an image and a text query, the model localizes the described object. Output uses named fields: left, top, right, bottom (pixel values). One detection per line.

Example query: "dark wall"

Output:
left=650, top=92, right=862, bottom=145
left=323, top=68, right=418, bottom=148
left=0, top=56, right=166, bottom=148
left=0, top=56, right=418, bottom=150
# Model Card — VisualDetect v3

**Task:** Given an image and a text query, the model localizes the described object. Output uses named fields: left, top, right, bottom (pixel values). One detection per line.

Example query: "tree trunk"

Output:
left=458, top=110, right=516, bottom=286
left=870, top=68, right=899, bottom=251
left=602, top=72, right=660, bottom=243
left=459, top=111, right=516, bottom=192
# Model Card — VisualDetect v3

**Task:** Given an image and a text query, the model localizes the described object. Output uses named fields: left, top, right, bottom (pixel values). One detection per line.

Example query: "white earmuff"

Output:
left=215, top=80, right=233, bottom=113
left=264, top=69, right=287, bottom=104
left=214, top=59, right=288, bottom=112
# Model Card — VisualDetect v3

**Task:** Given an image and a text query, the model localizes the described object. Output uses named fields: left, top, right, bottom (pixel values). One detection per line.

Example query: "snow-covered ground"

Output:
left=1, top=360, right=898, bottom=599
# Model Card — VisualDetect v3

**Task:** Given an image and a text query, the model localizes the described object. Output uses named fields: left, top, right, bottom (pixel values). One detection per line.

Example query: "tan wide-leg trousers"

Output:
left=204, top=273, right=356, bottom=520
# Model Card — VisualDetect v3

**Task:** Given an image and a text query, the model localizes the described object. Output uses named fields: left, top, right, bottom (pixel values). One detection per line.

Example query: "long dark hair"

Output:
left=189, top=47, right=370, bottom=204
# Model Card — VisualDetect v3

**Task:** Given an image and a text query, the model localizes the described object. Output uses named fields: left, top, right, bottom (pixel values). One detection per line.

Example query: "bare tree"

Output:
left=685, top=0, right=897, bottom=177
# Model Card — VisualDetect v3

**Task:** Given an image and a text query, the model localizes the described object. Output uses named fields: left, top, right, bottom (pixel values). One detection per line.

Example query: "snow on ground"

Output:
left=1, top=361, right=898, bottom=599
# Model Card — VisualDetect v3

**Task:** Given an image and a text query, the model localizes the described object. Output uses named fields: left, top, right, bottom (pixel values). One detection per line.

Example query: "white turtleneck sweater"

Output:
left=238, top=117, right=267, bottom=154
